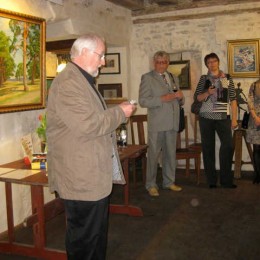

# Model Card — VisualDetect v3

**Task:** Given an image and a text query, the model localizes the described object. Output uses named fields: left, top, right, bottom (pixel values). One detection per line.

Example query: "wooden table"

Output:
left=0, top=144, right=147, bottom=259
left=110, top=145, right=147, bottom=217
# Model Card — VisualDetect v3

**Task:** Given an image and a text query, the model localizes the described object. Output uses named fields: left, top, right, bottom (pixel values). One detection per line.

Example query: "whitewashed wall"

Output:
left=129, top=4, right=260, bottom=171
left=0, top=0, right=131, bottom=233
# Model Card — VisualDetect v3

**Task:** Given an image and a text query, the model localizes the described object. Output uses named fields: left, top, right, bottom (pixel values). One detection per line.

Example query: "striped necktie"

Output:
left=161, top=73, right=169, bottom=86
left=161, top=73, right=173, bottom=93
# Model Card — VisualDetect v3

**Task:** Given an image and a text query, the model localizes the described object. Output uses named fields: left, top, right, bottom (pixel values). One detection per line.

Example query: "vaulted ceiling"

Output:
left=105, top=0, right=260, bottom=16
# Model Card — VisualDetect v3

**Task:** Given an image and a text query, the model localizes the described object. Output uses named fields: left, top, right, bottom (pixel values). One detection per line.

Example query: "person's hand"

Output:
left=207, top=86, right=216, bottom=95
left=174, top=90, right=183, bottom=100
left=161, top=91, right=183, bottom=102
left=119, top=102, right=136, bottom=118
left=161, top=93, right=175, bottom=102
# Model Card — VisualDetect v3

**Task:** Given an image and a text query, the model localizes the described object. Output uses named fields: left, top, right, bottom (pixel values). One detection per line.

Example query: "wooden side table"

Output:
left=232, top=127, right=254, bottom=178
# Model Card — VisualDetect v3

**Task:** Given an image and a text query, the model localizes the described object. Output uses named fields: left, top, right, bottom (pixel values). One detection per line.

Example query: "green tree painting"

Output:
left=0, top=9, right=45, bottom=113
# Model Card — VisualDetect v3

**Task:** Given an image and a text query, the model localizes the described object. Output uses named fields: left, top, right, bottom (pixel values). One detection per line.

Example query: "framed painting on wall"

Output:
left=98, top=83, right=122, bottom=99
left=227, top=39, right=260, bottom=78
left=100, top=53, right=120, bottom=74
left=168, top=60, right=190, bottom=90
left=0, top=8, right=46, bottom=113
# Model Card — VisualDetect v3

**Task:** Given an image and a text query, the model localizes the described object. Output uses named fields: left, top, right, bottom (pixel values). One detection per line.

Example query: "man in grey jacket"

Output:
left=47, top=34, right=136, bottom=259
left=139, top=51, right=184, bottom=197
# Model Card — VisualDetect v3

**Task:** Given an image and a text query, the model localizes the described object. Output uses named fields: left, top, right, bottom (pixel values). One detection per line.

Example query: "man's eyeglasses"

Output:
left=155, top=61, right=168, bottom=65
left=93, top=51, right=105, bottom=60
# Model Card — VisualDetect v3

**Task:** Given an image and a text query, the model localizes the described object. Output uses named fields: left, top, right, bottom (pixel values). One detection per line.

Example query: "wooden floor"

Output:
left=1, top=169, right=260, bottom=260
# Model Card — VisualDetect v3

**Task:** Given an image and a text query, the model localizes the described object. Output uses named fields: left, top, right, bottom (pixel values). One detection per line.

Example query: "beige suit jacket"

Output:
left=47, top=62, right=125, bottom=201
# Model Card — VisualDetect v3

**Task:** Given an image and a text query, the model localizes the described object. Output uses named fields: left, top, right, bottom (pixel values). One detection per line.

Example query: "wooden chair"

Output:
left=176, top=116, right=201, bottom=184
left=188, top=114, right=202, bottom=152
left=129, top=114, right=147, bottom=186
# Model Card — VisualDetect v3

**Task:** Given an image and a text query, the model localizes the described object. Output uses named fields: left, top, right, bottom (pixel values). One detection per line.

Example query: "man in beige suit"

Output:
left=139, top=51, right=184, bottom=197
left=47, top=34, right=136, bottom=260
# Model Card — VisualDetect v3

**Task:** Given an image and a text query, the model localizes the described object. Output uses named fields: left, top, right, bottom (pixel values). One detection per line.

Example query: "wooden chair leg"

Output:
left=142, top=155, right=146, bottom=185
left=185, top=159, right=190, bottom=177
left=132, top=160, right=137, bottom=188
left=196, top=157, right=201, bottom=185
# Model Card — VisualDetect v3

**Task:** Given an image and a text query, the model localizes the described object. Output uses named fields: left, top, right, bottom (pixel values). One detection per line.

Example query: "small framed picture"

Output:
left=98, top=83, right=122, bottom=98
left=227, top=39, right=260, bottom=78
left=100, top=53, right=120, bottom=74
left=168, top=60, right=190, bottom=90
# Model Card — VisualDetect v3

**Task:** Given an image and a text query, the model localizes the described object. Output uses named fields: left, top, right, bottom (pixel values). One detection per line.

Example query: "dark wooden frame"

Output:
left=168, top=60, right=190, bottom=90
left=98, top=83, right=122, bottom=98
left=0, top=8, right=46, bottom=113
left=100, top=53, right=121, bottom=74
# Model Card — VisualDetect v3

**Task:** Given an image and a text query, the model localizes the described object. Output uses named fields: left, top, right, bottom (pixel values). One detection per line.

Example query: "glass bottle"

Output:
left=120, top=123, right=127, bottom=147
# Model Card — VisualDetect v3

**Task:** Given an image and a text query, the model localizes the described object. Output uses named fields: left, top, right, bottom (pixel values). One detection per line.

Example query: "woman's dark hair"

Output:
left=204, top=53, right=220, bottom=66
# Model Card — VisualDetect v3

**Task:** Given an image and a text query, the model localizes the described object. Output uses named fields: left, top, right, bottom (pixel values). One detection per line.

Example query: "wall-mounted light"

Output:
left=57, top=61, right=67, bottom=73
left=56, top=53, right=70, bottom=73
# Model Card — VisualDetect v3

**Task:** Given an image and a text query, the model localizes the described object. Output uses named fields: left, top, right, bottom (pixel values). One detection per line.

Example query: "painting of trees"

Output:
left=9, top=20, right=40, bottom=91
left=0, top=30, right=15, bottom=87
left=0, top=8, right=46, bottom=113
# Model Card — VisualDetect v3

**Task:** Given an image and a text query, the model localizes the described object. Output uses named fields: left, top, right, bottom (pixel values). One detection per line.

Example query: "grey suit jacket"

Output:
left=139, top=70, right=183, bottom=132
left=47, top=62, right=125, bottom=201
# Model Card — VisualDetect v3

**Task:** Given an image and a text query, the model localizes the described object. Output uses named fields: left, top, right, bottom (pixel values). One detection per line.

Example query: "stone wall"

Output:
left=130, top=6, right=260, bottom=170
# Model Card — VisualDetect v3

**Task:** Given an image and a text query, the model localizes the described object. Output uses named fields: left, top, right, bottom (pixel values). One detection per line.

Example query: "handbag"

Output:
left=191, top=99, right=202, bottom=115
left=191, top=75, right=209, bottom=115
left=178, top=106, right=185, bottom=133
left=241, top=111, right=250, bottom=129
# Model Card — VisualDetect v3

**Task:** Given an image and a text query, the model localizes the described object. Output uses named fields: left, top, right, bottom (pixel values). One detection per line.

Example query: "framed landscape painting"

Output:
left=0, top=8, right=46, bottom=113
left=168, top=60, right=190, bottom=90
left=227, top=39, right=259, bottom=78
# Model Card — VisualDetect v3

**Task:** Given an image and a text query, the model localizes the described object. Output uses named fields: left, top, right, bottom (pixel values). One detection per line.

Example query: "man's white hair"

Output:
left=70, top=34, right=105, bottom=60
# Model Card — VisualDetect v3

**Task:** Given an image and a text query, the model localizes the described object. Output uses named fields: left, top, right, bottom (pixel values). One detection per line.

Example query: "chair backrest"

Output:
left=130, top=114, right=189, bottom=148
left=177, top=115, right=189, bottom=149
left=130, top=114, right=147, bottom=145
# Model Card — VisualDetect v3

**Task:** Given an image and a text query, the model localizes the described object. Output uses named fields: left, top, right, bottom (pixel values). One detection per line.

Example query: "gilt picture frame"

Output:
left=168, top=60, right=190, bottom=90
left=227, top=39, right=260, bottom=78
left=100, top=53, right=120, bottom=74
left=0, top=8, right=46, bottom=113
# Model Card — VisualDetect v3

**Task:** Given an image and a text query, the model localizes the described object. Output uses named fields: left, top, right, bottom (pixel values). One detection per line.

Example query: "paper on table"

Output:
left=0, top=169, right=41, bottom=180
left=0, top=168, right=16, bottom=176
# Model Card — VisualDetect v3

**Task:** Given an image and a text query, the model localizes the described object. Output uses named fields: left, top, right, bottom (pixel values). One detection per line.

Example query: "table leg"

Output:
left=31, top=185, right=46, bottom=249
left=110, top=158, right=143, bottom=217
left=5, top=182, right=15, bottom=243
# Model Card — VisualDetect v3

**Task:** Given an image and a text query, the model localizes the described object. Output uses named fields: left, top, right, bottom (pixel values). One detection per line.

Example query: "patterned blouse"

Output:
left=194, top=71, right=236, bottom=120
left=246, top=80, right=260, bottom=145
